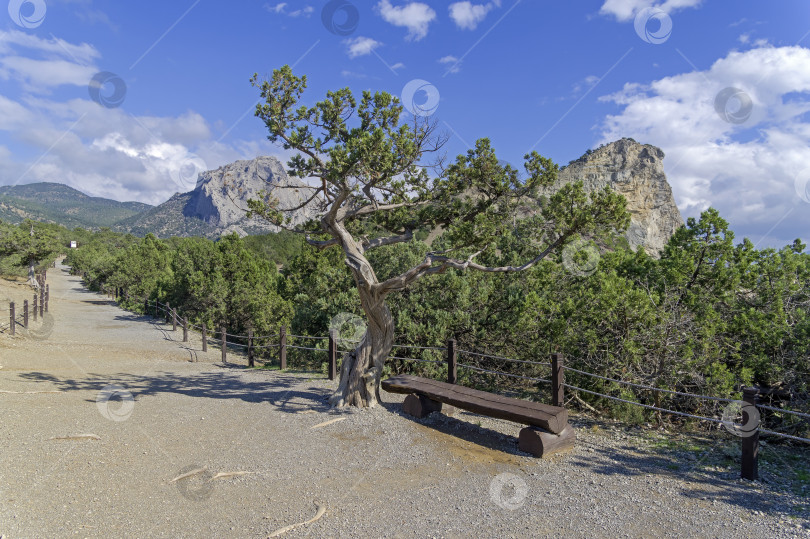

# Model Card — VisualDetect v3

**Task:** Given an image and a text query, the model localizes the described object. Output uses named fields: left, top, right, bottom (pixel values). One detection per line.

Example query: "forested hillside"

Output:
left=0, top=183, right=150, bottom=228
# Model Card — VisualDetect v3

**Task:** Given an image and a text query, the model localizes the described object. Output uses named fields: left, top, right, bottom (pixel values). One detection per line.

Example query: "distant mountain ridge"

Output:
left=0, top=142, right=685, bottom=255
left=0, top=183, right=151, bottom=228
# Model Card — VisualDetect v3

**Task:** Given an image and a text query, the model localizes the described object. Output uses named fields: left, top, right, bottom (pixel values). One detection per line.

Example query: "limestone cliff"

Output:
left=540, top=138, right=683, bottom=255
left=116, top=156, right=318, bottom=238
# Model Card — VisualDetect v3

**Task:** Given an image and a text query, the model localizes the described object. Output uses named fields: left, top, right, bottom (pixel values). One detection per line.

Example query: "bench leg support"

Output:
left=403, top=394, right=449, bottom=418
left=519, top=424, right=576, bottom=458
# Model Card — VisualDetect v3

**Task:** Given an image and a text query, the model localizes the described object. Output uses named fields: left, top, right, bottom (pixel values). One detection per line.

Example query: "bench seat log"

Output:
left=382, top=374, right=568, bottom=435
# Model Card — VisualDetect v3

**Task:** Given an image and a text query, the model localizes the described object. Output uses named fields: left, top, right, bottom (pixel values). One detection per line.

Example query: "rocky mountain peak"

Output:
left=184, top=156, right=318, bottom=236
left=551, top=138, right=684, bottom=255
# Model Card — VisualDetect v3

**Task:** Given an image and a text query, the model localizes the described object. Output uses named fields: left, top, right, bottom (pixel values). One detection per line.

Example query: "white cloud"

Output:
left=438, top=55, right=461, bottom=74
left=264, top=3, right=312, bottom=17
left=597, top=45, right=810, bottom=246
left=0, top=30, right=100, bottom=65
left=344, top=36, right=382, bottom=58
left=390, top=62, right=406, bottom=71
left=0, top=34, right=285, bottom=205
left=377, top=0, right=436, bottom=41
left=1, top=57, right=99, bottom=92
left=449, top=1, right=500, bottom=30
left=0, top=31, right=101, bottom=93
left=265, top=2, right=286, bottom=14
left=289, top=6, right=314, bottom=17
left=599, top=0, right=702, bottom=22
left=571, top=75, right=599, bottom=95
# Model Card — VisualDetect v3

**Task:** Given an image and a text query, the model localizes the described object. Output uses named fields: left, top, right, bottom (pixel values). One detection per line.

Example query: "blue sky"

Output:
left=1, top=0, right=809, bottom=248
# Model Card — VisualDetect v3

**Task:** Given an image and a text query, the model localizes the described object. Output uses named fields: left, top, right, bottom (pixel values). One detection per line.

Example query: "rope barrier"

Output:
left=457, top=362, right=550, bottom=384
left=754, top=403, right=810, bottom=420
left=288, top=334, right=329, bottom=340
left=457, top=348, right=551, bottom=368
left=759, top=429, right=810, bottom=443
left=563, top=382, right=726, bottom=425
left=389, top=355, right=443, bottom=365
left=562, top=365, right=737, bottom=403
left=287, top=345, right=325, bottom=352
left=393, top=344, right=446, bottom=351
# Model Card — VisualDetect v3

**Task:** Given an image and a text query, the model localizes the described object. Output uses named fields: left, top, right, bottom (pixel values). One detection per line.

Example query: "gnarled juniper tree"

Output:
left=248, top=65, right=630, bottom=408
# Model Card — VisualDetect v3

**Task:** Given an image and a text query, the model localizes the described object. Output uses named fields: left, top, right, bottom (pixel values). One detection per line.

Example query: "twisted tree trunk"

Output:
left=325, top=219, right=395, bottom=408
left=328, top=287, right=394, bottom=408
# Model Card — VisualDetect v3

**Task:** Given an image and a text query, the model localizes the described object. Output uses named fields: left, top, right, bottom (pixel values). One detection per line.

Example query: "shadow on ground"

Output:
left=18, top=369, right=334, bottom=414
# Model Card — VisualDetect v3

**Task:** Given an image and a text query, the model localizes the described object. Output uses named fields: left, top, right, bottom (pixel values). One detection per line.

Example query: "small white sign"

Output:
left=70, top=241, right=77, bottom=248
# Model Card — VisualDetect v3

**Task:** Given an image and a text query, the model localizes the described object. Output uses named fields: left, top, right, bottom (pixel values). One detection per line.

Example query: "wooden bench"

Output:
left=382, top=374, right=575, bottom=457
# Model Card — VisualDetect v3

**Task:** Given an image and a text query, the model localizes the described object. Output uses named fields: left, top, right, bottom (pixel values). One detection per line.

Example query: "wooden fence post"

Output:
left=9, top=302, right=15, bottom=336
left=279, top=325, right=287, bottom=370
left=551, top=353, right=564, bottom=407
left=165, top=302, right=171, bottom=324
left=23, top=300, right=28, bottom=329
left=248, top=328, right=254, bottom=367
left=741, top=387, right=760, bottom=481
left=33, top=294, right=37, bottom=322
left=39, top=290, right=44, bottom=317
left=202, top=324, right=207, bottom=352
left=221, top=326, right=227, bottom=363
left=328, top=329, right=337, bottom=381
left=171, top=309, right=177, bottom=332
left=44, top=284, right=49, bottom=313
left=182, top=317, right=188, bottom=342
left=447, top=338, right=457, bottom=384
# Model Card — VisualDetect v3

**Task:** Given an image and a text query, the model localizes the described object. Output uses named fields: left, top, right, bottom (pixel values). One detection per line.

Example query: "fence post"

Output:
left=33, top=294, right=37, bottom=322
left=551, top=353, right=564, bottom=407
left=279, top=325, right=287, bottom=370
left=328, top=329, right=337, bottom=381
left=9, top=302, right=15, bottom=336
left=39, top=290, right=44, bottom=317
left=171, top=309, right=177, bottom=332
left=221, top=326, right=227, bottom=363
left=447, top=338, right=457, bottom=384
left=741, top=387, right=760, bottom=481
left=248, top=328, right=254, bottom=367
left=202, top=324, right=207, bottom=352
left=23, top=300, right=28, bottom=329
left=44, top=284, right=49, bottom=313
left=165, top=302, right=171, bottom=324
left=182, top=317, right=188, bottom=342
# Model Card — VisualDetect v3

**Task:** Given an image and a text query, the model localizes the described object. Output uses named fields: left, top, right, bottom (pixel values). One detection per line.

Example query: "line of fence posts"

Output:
left=115, top=293, right=777, bottom=482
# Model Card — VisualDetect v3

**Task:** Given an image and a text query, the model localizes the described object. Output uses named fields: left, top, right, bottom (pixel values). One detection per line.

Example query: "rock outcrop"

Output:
left=541, top=138, right=683, bottom=255
left=116, top=156, right=318, bottom=238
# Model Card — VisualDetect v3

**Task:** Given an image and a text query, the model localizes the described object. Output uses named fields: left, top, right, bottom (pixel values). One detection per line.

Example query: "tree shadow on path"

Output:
left=18, top=369, right=334, bottom=414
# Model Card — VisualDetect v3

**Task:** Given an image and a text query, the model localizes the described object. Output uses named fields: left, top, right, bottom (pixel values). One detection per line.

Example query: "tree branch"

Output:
left=375, top=234, right=569, bottom=295
left=362, top=230, right=413, bottom=250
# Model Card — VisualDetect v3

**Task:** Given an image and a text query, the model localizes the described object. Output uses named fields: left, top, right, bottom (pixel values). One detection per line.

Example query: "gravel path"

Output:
left=1, top=264, right=808, bottom=538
